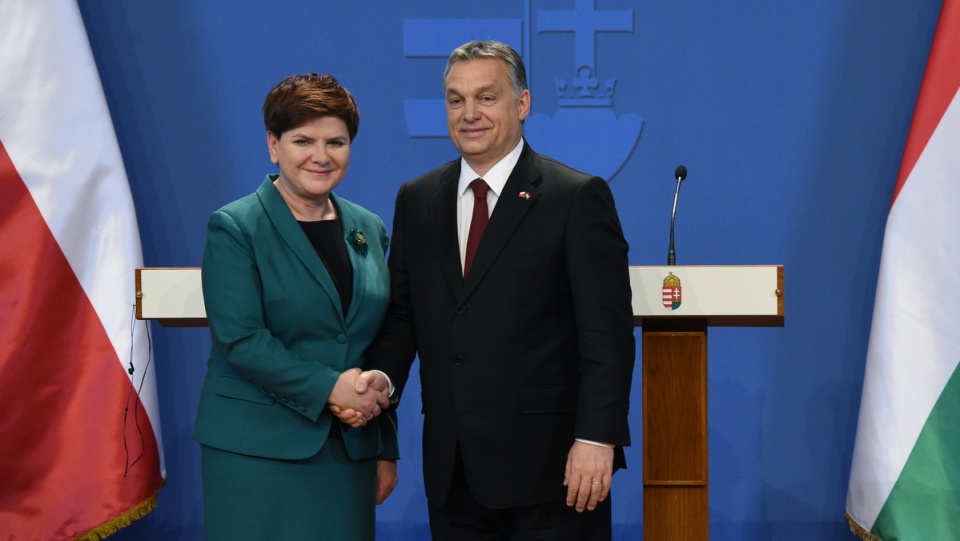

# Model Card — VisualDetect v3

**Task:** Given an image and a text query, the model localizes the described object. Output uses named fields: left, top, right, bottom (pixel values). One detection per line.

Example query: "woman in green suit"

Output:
left=194, top=73, right=397, bottom=540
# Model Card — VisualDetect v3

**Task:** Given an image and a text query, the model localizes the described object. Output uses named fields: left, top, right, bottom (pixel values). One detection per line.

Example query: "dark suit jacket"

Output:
left=194, top=175, right=398, bottom=463
left=365, top=143, right=635, bottom=509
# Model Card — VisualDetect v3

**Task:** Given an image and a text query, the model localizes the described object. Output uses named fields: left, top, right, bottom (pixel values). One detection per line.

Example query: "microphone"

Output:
left=667, top=165, right=687, bottom=265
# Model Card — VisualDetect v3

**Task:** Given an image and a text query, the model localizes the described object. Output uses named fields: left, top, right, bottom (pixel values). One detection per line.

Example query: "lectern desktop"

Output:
left=136, top=264, right=784, bottom=539
left=135, top=268, right=204, bottom=326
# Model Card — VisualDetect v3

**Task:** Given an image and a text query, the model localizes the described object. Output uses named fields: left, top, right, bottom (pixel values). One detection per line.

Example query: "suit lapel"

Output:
left=428, top=162, right=466, bottom=299
left=460, top=144, right=541, bottom=300
left=256, top=176, right=345, bottom=323
left=334, top=193, right=367, bottom=326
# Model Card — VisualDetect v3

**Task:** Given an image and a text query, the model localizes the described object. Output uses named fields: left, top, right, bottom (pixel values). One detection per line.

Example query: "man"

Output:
left=345, top=40, right=635, bottom=540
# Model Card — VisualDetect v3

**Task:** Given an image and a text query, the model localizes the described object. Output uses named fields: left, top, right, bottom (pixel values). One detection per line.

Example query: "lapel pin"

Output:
left=518, top=191, right=531, bottom=200
left=347, top=228, right=368, bottom=256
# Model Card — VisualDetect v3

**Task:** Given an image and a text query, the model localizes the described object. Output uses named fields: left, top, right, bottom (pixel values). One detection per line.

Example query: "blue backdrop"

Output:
left=76, top=1, right=943, bottom=539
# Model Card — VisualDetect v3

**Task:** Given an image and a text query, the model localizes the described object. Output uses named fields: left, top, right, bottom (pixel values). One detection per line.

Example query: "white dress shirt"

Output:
left=456, top=138, right=524, bottom=271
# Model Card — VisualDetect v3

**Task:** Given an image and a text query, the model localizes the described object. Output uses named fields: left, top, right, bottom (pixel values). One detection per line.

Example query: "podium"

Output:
left=135, top=267, right=205, bottom=326
left=631, top=265, right=784, bottom=540
left=135, top=265, right=784, bottom=538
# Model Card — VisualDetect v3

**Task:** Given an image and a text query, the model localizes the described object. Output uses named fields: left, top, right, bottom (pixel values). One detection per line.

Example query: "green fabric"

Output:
left=201, top=441, right=377, bottom=541
left=872, top=364, right=960, bottom=540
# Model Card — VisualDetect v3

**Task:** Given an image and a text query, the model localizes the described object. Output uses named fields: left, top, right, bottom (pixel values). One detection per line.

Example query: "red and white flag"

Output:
left=846, top=0, right=960, bottom=538
left=0, top=1, right=165, bottom=539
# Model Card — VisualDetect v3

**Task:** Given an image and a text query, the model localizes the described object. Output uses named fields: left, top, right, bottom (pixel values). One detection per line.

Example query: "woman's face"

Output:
left=267, top=116, right=351, bottom=203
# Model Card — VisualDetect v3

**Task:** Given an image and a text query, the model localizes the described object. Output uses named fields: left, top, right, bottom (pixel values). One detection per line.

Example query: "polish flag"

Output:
left=0, top=1, right=165, bottom=539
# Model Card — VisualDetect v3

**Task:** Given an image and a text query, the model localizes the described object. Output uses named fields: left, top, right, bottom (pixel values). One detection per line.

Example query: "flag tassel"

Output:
left=845, top=513, right=882, bottom=541
left=74, top=489, right=160, bottom=541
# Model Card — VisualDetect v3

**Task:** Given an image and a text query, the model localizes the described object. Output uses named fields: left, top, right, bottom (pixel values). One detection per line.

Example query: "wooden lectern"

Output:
left=136, top=265, right=784, bottom=538
left=630, top=265, right=784, bottom=540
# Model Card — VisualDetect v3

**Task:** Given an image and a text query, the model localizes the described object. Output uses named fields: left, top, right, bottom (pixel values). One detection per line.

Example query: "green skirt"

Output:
left=201, top=438, right=377, bottom=541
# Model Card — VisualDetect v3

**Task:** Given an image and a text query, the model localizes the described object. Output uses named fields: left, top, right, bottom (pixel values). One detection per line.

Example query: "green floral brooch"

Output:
left=348, top=228, right=367, bottom=256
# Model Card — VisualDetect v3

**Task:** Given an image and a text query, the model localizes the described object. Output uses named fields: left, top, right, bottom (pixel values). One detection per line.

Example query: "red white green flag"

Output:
left=846, top=0, right=960, bottom=538
left=0, top=1, right=165, bottom=538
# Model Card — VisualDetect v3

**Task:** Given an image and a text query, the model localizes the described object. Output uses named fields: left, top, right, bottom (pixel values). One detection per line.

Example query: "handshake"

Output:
left=327, top=368, right=391, bottom=428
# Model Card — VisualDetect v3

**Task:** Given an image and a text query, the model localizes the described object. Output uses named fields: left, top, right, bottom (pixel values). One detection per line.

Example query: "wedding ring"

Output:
left=592, top=481, right=602, bottom=485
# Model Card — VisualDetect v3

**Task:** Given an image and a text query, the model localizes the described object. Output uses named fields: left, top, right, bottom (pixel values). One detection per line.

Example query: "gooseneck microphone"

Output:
left=667, top=165, right=687, bottom=266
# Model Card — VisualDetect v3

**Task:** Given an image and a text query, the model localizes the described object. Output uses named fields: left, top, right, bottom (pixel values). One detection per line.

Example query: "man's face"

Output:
left=444, top=58, right=530, bottom=176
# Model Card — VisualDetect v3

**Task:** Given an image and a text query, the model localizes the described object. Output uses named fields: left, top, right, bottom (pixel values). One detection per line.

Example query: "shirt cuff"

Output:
left=370, top=370, right=396, bottom=400
left=575, top=438, right=615, bottom=448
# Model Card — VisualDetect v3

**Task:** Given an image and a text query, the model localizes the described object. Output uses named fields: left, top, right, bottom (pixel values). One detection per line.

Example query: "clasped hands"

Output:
left=327, top=368, right=390, bottom=427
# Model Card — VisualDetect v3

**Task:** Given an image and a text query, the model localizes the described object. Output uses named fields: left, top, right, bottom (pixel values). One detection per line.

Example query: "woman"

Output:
left=193, top=73, right=398, bottom=540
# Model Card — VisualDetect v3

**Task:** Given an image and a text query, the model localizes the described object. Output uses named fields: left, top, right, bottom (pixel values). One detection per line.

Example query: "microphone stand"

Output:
left=667, top=165, right=686, bottom=265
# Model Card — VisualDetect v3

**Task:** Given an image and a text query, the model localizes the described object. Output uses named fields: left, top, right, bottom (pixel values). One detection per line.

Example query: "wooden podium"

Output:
left=630, top=265, right=784, bottom=540
left=136, top=265, right=784, bottom=538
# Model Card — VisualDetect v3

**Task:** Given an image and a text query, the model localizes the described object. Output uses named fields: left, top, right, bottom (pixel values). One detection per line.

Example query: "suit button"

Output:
left=456, top=305, right=466, bottom=315
left=336, top=334, right=347, bottom=344
left=454, top=356, right=465, bottom=366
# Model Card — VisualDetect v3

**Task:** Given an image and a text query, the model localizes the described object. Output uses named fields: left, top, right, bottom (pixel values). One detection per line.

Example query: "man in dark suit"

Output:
left=351, top=40, right=636, bottom=540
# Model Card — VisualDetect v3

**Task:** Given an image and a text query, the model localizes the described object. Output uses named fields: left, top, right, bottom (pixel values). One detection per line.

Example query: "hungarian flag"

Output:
left=0, top=1, right=165, bottom=539
left=846, top=0, right=960, bottom=538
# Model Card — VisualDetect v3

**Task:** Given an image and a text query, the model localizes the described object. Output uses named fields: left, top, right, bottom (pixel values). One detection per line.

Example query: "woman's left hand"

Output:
left=376, top=459, right=398, bottom=505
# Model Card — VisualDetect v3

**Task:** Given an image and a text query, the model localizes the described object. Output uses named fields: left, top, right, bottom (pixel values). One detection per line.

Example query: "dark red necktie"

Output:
left=463, top=178, right=489, bottom=278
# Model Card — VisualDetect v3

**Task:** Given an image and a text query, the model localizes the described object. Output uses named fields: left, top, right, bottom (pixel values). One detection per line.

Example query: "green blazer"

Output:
left=194, top=175, right=397, bottom=462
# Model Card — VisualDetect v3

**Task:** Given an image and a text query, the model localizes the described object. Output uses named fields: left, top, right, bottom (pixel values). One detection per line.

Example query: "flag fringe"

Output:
left=74, top=489, right=159, bottom=541
left=845, top=512, right=882, bottom=541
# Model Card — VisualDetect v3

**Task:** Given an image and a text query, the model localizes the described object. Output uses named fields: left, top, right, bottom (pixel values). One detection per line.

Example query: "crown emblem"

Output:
left=555, top=67, right=616, bottom=107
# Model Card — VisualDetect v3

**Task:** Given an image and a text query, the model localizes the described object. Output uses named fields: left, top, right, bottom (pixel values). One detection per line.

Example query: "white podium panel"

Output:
left=630, top=265, right=783, bottom=326
left=135, top=268, right=205, bottom=325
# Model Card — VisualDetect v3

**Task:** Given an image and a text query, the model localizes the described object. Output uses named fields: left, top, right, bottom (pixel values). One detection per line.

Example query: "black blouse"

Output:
left=298, top=219, right=353, bottom=317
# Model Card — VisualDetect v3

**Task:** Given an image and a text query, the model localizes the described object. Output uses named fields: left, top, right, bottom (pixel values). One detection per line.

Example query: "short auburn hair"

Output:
left=262, top=73, right=360, bottom=140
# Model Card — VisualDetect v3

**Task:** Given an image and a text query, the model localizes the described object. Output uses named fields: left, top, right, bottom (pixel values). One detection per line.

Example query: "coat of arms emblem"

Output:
left=662, top=272, right=681, bottom=310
